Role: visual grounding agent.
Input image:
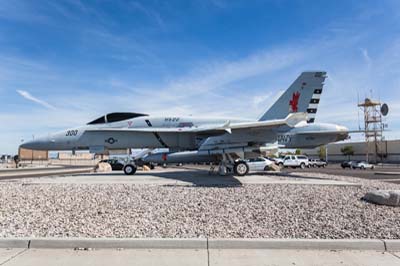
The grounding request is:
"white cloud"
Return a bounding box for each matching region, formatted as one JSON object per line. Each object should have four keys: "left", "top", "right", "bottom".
{"left": 253, "top": 93, "right": 273, "bottom": 107}
{"left": 361, "top": 48, "right": 372, "bottom": 68}
{"left": 138, "top": 46, "right": 304, "bottom": 105}
{"left": 1, "top": 20, "right": 400, "bottom": 154}
{"left": 16, "top": 90, "right": 56, "bottom": 110}
{"left": 129, "top": 1, "right": 165, "bottom": 29}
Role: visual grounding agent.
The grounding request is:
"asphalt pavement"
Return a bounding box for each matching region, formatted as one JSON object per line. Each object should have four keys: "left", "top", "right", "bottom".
{"left": 284, "top": 164, "right": 400, "bottom": 183}
{"left": 0, "top": 165, "right": 93, "bottom": 180}
{"left": 4, "top": 166, "right": 359, "bottom": 187}
{"left": 1, "top": 163, "right": 399, "bottom": 184}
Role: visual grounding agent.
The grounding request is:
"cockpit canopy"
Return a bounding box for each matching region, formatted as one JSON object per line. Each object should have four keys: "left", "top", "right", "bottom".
{"left": 87, "top": 112, "right": 148, "bottom": 125}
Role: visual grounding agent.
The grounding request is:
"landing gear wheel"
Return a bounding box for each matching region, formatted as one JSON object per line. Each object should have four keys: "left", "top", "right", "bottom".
{"left": 234, "top": 161, "right": 249, "bottom": 176}
{"left": 123, "top": 164, "right": 137, "bottom": 175}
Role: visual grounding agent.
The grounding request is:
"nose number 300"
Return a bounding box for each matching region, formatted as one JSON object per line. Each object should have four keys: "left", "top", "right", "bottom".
{"left": 66, "top": 130, "right": 78, "bottom": 136}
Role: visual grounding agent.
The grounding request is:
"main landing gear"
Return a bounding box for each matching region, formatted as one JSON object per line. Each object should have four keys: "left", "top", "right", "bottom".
{"left": 233, "top": 161, "right": 249, "bottom": 176}
{"left": 215, "top": 153, "right": 249, "bottom": 176}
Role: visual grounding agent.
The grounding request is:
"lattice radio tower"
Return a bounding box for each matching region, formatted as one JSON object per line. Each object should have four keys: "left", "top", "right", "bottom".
{"left": 358, "top": 98, "right": 389, "bottom": 163}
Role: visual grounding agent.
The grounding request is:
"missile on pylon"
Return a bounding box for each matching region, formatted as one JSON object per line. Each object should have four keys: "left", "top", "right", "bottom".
{"left": 142, "top": 150, "right": 218, "bottom": 164}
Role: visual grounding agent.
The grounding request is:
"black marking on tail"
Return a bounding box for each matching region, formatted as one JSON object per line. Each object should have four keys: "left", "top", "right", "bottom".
{"left": 314, "top": 89, "right": 322, "bottom": 94}
{"left": 310, "top": 98, "right": 320, "bottom": 104}
{"left": 145, "top": 119, "right": 169, "bottom": 148}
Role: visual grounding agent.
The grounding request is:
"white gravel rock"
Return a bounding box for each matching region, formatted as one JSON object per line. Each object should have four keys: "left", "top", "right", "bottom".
{"left": 0, "top": 172, "right": 400, "bottom": 239}
{"left": 363, "top": 190, "right": 400, "bottom": 206}
{"left": 94, "top": 162, "right": 112, "bottom": 173}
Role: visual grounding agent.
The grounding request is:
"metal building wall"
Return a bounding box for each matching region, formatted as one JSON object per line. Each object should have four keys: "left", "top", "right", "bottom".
{"left": 303, "top": 139, "right": 400, "bottom": 163}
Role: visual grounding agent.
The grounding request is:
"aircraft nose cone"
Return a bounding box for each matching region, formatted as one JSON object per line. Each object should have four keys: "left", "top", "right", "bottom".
{"left": 20, "top": 140, "right": 42, "bottom": 150}
{"left": 20, "top": 136, "right": 52, "bottom": 150}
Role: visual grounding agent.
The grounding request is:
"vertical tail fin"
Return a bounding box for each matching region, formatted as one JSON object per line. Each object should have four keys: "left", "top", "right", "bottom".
{"left": 258, "top": 71, "right": 327, "bottom": 123}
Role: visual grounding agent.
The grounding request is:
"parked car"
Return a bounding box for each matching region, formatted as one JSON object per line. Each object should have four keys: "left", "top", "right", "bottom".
{"left": 246, "top": 157, "right": 274, "bottom": 172}
{"left": 351, "top": 161, "right": 375, "bottom": 170}
{"left": 341, "top": 161, "right": 355, "bottom": 169}
{"left": 264, "top": 156, "right": 276, "bottom": 162}
{"left": 283, "top": 155, "right": 310, "bottom": 169}
{"left": 309, "top": 159, "right": 327, "bottom": 168}
{"left": 100, "top": 159, "right": 124, "bottom": 171}
{"left": 273, "top": 156, "right": 286, "bottom": 167}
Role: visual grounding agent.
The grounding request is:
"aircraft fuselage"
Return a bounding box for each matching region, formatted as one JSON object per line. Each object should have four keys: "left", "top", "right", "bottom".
{"left": 20, "top": 115, "right": 348, "bottom": 152}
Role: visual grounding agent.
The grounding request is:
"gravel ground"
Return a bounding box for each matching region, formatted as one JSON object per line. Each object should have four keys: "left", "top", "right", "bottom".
{"left": 0, "top": 173, "right": 400, "bottom": 239}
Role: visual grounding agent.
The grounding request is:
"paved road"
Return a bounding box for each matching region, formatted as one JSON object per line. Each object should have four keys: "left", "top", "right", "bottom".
{"left": 0, "top": 164, "right": 94, "bottom": 173}
{"left": 1, "top": 248, "right": 399, "bottom": 266}
{"left": 284, "top": 164, "right": 400, "bottom": 183}
{"left": 0, "top": 166, "right": 93, "bottom": 180}
{"left": 1, "top": 163, "right": 399, "bottom": 185}
{"left": 4, "top": 166, "right": 359, "bottom": 187}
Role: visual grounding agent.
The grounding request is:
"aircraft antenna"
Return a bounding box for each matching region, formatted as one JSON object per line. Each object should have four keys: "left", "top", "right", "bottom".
{"left": 357, "top": 91, "right": 361, "bottom": 131}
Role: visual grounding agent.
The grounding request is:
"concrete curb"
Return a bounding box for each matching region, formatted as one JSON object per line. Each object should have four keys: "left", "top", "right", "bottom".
{"left": 208, "top": 239, "right": 385, "bottom": 250}
{"left": 384, "top": 240, "right": 400, "bottom": 251}
{"left": 375, "top": 172, "right": 400, "bottom": 176}
{"left": 0, "top": 238, "right": 395, "bottom": 250}
{"left": 0, "top": 239, "right": 29, "bottom": 248}
{"left": 29, "top": 238, "right": 207, "bottom": 249}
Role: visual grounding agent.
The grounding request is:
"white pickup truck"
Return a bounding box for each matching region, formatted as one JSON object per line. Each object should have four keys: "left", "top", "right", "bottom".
{"left": 282, "top": 155, "right": 310, "bottom": 169}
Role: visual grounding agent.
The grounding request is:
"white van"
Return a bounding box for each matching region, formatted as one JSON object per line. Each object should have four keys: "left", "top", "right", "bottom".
{"left": 283, "top": 155, "right": 309, "bottom": 169}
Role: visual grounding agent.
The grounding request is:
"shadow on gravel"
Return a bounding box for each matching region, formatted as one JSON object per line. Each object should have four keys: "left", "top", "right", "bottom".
{"left": 261, "top": 171, "right": 328, "bottom": 180}
{"left": 136, "top": 170, "right": 243, "bottom": 187}
{"left": 78, "top": 169, "right": 243, "bottom": 187}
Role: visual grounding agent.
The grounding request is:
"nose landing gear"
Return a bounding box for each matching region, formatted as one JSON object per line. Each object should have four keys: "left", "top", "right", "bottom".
{"left": 123, "top": 164, "right": 137, "bottom": 175}
{"left": 213, "top": 153, "right": 249, "bottom": 176}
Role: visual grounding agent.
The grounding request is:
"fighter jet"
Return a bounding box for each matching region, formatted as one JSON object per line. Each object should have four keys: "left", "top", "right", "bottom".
{"left": 20, "top": 71, "right": 348, "bottom": 176}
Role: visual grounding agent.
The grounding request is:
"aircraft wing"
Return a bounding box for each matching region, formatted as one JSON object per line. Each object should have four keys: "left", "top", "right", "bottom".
{"left": 85, "top": 113, "right": 307, "bottom": 136}
{"left": 295, "top": 131, "right": 348, "bottom": 135}
{"left": 229, "top": 112, "right": 306, "bottom": 131}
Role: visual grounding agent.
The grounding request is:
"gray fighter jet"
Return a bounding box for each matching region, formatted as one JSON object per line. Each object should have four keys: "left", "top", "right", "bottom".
{"left": 20, "top": 71, "right": 348, "bottom": 176}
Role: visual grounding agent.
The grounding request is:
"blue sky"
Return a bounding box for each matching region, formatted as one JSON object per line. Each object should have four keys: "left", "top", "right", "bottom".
{"left": 1, "top": 0, "right": 400, "bottom": 154}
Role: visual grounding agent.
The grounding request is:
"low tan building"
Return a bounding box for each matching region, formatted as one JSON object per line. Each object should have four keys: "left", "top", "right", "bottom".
{"left": 18, "top": 148, "right": 48, "bottom": 161}
{"left": 58, "top": 152, "right": 95, "bottom": 160}
{"left": 304, "top": 139, "right": 400, "bottom": 163}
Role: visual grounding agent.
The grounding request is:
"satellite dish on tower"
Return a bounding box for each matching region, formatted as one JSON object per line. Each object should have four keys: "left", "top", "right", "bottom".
{"left": 381, "top": 103, "right": 389, "bottom": 116}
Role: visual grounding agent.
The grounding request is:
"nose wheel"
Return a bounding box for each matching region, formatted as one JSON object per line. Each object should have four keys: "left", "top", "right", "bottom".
{"left": 123, "top": 164, "right": 137, "bottom": 175}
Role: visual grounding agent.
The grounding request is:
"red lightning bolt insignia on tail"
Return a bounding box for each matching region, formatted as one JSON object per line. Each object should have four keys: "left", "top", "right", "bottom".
{"left": 289, "top": 91, "right": 300, "bottom": 112}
